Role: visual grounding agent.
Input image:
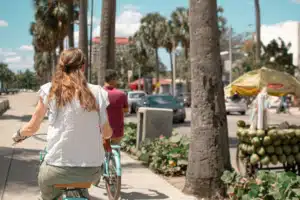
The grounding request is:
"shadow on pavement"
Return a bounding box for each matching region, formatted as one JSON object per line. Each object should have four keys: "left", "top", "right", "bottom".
{"left": 173, "top": 120, "right": 191, "bottom": 128}
{"left": 0, "top": 114, "right": 48, "bottom": 122}
{"left": 120, "top": 189, "right": 169, "bottom": 199}
{"left": 89, "top": 196, "right": 106, "bottom": 200}
{"left": 0, "top": 114, "right": 32, "bottom": 121}
{"left": 0, "top": 147, "right": 41, "bottom": 192}
{"left": 122, "top": 162, "right": 145, "bottom": 169}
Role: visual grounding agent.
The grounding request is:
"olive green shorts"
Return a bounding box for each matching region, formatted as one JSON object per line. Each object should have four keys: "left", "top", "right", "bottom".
{"left": 38, "top": 161, "right": 100, "bottom": 200}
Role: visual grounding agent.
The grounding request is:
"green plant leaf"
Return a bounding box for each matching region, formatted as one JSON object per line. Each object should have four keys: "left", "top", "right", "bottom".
{"left": 169, "top": 134, "right": 182, "bottom": 143}
{"left": 292, "top": 188, "right": 300, "bottom": 196}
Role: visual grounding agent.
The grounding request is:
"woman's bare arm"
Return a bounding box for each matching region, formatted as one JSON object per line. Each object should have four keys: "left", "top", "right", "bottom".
{"left": 101, "top": 113, "right": 113, "bottom": 139}
{"left": 20, "top": 97, "right": 47, "bottom": 136}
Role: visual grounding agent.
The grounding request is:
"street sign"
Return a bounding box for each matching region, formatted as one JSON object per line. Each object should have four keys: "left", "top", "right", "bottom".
{"left": 128, "top": 70, "right": 133, "bottom": 78}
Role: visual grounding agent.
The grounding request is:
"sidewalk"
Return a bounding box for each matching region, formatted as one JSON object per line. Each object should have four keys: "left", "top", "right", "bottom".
{"left": 268, "top": 107, "right": 300, "bottom": 115}
{"left": 0, "top": 92, "right": 196, "bottom": 200}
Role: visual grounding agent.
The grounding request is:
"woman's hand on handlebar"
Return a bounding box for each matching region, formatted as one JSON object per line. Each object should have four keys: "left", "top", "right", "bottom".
{"left": 12, "top": 129, "right": 28, "bottom": 143}
{"left": 103, "top": 138, "right": 112, "bottom": 152}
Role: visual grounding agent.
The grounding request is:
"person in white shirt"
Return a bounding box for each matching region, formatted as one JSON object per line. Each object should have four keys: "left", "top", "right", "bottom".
{"left": 12, "top": 48, "right": 112, "bottom": 200}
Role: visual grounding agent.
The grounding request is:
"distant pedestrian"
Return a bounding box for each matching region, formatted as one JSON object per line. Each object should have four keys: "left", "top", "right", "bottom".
{"left": 104, "top": 69, "right": 129, "bottom": 145}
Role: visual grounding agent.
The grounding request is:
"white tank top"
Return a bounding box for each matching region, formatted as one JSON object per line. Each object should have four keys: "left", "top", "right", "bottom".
{"left": 39, "top": 82, "right": 109, "bottom": 167}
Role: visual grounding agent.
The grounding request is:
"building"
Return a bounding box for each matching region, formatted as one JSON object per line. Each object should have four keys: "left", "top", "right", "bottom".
{"left": 91, "top": 37, "right": 130, "bottom": 80}
{"left": 260, "top": 21, "right": 300, "bottom": 67}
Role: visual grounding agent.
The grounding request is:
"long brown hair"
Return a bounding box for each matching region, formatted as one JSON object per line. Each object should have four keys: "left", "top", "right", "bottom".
{"left": 48, "top": 48, "right": 97, "bottom": 111}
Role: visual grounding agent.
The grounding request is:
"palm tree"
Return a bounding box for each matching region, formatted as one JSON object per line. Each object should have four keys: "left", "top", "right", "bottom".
{"left": 128, "top": 33, "right": 151, "bottom": 89}
{"left": 255, "top": 0, "right": 261, "bottom": 65}
{"left": 171, "top": 6, "right": 227, "bottom": 59}
{"left": 34, "top": 51, "right": 52, "bottom": 83}
{"left": 182, "top": 0, "right": 230, "bottom": 198}
{"left": 138, "top": 13, "right": 167, "bottom": 87}
{"left": 162, "top": 20, "right": 181, "bottom": 95}
{"left": 78, "top": 0, "right": 88, "bottom": 78}
{"left": 171, "top": 8, "right": 189, "bottom": 59}
{"left": 67, "top": 1, "right": 74, "bottom": 47}
{"left": 98, "top": 0, "right": 116, "bottom": 85}
{"left": 31, "top": 0, "right": 69, "bottom": 75}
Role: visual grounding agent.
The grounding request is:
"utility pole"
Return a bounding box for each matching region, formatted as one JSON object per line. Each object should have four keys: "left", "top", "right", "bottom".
{"left": 172, "top": 50, "right": 177, "bottom": 96}
{"left": 229, "top": 26, "right": 233, "bottom": 83}
{"left": 88, "top": 0, "right": 94, "bottom": 82}
{"left": 138, "top": 65, "right": 141, "bottom": 90}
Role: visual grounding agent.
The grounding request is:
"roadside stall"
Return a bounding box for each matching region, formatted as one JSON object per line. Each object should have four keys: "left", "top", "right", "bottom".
{"left": 225, "top": 67, "right": 300, "bottom": 176}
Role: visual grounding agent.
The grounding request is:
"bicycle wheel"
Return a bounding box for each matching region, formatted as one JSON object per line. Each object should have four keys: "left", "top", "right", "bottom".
{"left": 105, "top": 155, "right": 121, "bottom": 200}
{"left": 92, "top": 165, "right": 103, "bottom": 186}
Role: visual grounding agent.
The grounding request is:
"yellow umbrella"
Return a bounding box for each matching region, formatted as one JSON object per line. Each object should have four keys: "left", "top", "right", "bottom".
{"left": 225, "top": 67, "right": 300, "bottom": 97}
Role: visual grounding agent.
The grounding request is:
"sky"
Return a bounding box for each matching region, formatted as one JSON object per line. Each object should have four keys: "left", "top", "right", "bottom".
{"left": 0, "top": 0, "right": 300, "bottom": 72}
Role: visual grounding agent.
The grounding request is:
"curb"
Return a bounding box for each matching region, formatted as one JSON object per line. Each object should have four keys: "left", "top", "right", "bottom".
{"left": 0, "top": 99, "right": 10, "bottom": 115}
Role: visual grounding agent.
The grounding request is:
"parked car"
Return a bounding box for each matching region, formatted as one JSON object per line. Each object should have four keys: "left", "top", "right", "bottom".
{"left": 268, "top": 96, "right": 280, "bottom": 108}
{"left": 225, "top": 94, "right": 247, "bottom": 115}
{"left": 176, "top": 93, "right": 191, "bottom": 107}
{"left": 127, "top": 91, "right": 146, "bottom": 113}
{"left": 136, "top": 94, "right": 186, "bottom": 123}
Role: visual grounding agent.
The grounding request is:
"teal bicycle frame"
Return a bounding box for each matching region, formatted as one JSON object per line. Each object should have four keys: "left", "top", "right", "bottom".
{"left": 103, "top": 145, "right": 122, "bottom": 177}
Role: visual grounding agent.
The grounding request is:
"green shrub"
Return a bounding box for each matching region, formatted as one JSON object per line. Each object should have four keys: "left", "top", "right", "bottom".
{"left": 121, "top": 123, "right": 190, "bottom": 176}
{"left": 138, "top": 134, "right": 189, "bottom": 176}
{"left": 120, "top": 122, "right": 137, "bottom": 152}
{"left": 221, "top": 170, "right": 300, "bottom": 200}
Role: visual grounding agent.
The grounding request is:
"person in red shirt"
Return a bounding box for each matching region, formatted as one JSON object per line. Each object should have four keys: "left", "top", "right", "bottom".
{"left": 104, "top": 69, "right": 128, "bottom": 144}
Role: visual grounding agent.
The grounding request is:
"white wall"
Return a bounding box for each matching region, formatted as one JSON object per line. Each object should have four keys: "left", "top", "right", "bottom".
{"left": 261, "top": 21, "right": 300, "bottom": 67}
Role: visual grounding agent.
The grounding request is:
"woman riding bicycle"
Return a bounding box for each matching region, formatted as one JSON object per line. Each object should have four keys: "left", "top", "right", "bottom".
{"left": 12, "top": 48, "right": 112, "bottom": 200}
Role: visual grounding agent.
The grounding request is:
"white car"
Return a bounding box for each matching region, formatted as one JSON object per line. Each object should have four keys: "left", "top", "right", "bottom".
{"left": 268, "top": 96, "right": 281, "bottom": 108}
{"left": 127, "top": 91, "right": 147, "bottom": 113}
{"left": 225, "top": 95, "right": 247, "bottom": 115}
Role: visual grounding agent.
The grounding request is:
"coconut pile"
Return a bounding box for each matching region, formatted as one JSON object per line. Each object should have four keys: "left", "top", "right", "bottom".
{"left": 237, "top": 120, "right": 300, "bottom": 166}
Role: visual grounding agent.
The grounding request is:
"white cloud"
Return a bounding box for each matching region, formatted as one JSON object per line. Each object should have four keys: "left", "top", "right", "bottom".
{"left": 2, "top": 55, "right": 34, "bottom": 72}
{"left": 291, "top": 0, "right": 300, "bottom": 4}
{"left": 92, "top": 5, "right": 143, "bottom": 38}
{"left": 260, "top": 21, "right": 300, "bottom": 66}
{"left": 0, "top": 48, "right": 17, "bottom": 56}
{"left": 4, "top": 56, "right": 21, "bottom": 63}
{"left": 0, "top": 20, "right": 8, "bottom": 27}
{"left": 19, "top": 45, "right": 33, "bottom": 51}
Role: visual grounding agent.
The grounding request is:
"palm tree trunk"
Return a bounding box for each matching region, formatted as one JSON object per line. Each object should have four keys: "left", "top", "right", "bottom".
{"left": 59, "top": 40, "right": 64, "bottom": 54}
{"left": 67, "top": 1, "right": 74, "bottom": 48}
{"left": 255, "top": 0, "right": 261, "bottom": 65}
{"left": 98, "top": 0, "right": 116, "bottom": 85}
{"left": 79, "top": 0, "right": 89, "bottom": 79}
{"left": 183, "top": 0, "right": 229, "bottom": 198}
{"left": 108, "top": 0, "right": 116, "bottom": 70}
{"left": 169, "top": 52, "right": 174, "bottom": 95}
{"left": 155, "top": 48, "right": 160, "bottom": 88}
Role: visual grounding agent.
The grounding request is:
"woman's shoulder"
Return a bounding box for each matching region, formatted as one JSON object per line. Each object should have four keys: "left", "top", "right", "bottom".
{"left": 40, "top": 82, "right": 52, "bottom": 93}
{"left": 87, "top": 83, "right": 109, "bottom": 107}
{"left": 88, "top": 84, "right": 107, "bottom": 95}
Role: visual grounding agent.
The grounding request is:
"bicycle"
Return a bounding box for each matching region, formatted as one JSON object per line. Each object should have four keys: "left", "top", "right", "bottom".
{"left": 12, "top": 134, "right": 121, "bottom": 200}
{"left": 93, "top": 144, "right": 122, "bottom": 200}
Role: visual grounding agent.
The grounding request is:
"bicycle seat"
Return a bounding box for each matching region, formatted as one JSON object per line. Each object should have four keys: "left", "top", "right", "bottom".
{"left": 111, "top": 145, "right": 121, "bottom": 149}
{"left": 54, "top": 182, "right": 92, "bottom": 189}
